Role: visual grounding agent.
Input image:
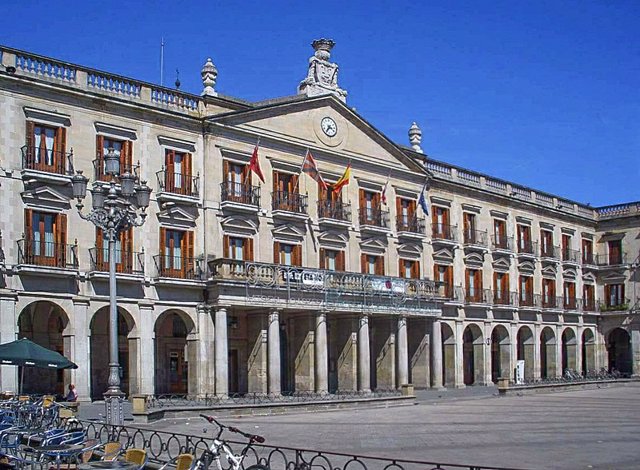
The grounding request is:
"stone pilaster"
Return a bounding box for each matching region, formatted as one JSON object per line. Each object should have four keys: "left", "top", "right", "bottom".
{"left": 0, "top": 295, "right": 17, "bottom": 392}
{"left": 267, "top": 310, "right": 281, "bottom": 395}
{"left": 454, "top": 321, "right": 465, "bottom": 388}
{"left": 196, "top": 306, "right": 215, "bottom": 397}
{"left": 431, "top": 318, "right": 443, "bottom": 389}
{"left": 215, "top": 308, "right": 228, "bottom": 397}
{"left": 357, "top": 314, "right": 371, "bottom": 392}
{"left": 315, "top": 312, "right": 328, "bottom": 393}
{"left": 397, "top": 316, "right": 408, "bottom": 387}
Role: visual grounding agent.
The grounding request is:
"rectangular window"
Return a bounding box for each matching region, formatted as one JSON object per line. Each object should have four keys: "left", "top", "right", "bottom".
{"left": 359, "top": 190, "right": 381, "bottom": 225}
{"left": 361, "top": 254, "right": 384, "bottom": 275}
{"left": 583, "top": 284, "right": 595, "bottom": 311}
{"left": 396, "top": 198, "right": 416, "bottom": 230}
{"left": 608, "top": 240, "right": 622, "bottom": 265}
{"left": 563, "top": 281, "right": 576, "bottom": 309}
{"left": 493, "top": 219, "right": 507, "bottom": 248}
{"left": 517, "top": 225, "right": 532, "bottom": 253}
{"left": 24, "top": 209, "right": 67, "bottom": 267}
{"left": 319, "top": 248, "right": 345, "bottom": 271}
{"left": 399, "top": 259, "right": 419, "bottom": 279}
{"left": 582, "top": 239, "right": 594, "bottom": 264}
{"left": 465, "top": 268, "right": 483, "bottom": 302}
{"left": 95, "top": 135, "right": 133, "bottom": 181}
{"left": 463, "top": 213, "right": 477, "bottom": 244}
{"left": 222, "top": 160, "right": 250, "bottom": 201}
{"left": 561, "top": 234, "right": 572, "bottom": 260}
{"left": 159, "top": 228, "right": 194, "bottom": 277}
{"left": 274, "top": 242, "right": 301, "bottom": 267}
{"left": 434, "top": 264, "right": 453, "bottom": 298}
{"left": 519, "top": 275, "right": 533, "bottom": 306}
{"left": 223, "top": 235, "right": 253, "bottom": 262}
{"left": 493, "top": 272, "right": 510, "bottom": 304}
{"left": 540, "top": 230, "right": 554, "bottom": 257}
{"left": 542, "top": 278, "right": 556, "bottom": 307}
{"left": 165, "top": 149, "right": 193, "bottom": 195}
{"left": 25, "top": 122, "right": 67, "bottom": 173}
{"left": 432, "top": 206, "right": 450, "bottom": 238}
{"left": 604, "top": 284, "right": 625, "bottom": 307}
{"left": 273, "top": 171, "right": 302, "bottom": 212}
{"left": 96, "top": 228, "right": 133, "bottom": 272}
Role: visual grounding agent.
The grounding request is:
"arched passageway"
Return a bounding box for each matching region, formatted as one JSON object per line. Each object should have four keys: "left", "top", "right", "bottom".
{"left": 17, "top": 302, "right": 69, "bottom": 395}
{"left": 607, "top": 328, "right": 632, "bottom": 375}
{"left": 561, "top": 328, "right": 577, "bottom": 374}
{"left": 582, "top": 329, "right": 596, "bottom": 375}
{"left": 462, "top": 324, "right": 484, "bottom": 385}
{"left": 491, "top": 325, "right": 511, "bottom": 383}
{"left": 441, "top": 324, "right": 455, "bottom": 387}
{"left": 516, "top": 326, "right": 535, "bottom": 380}
{"left": 90, "top": 307, "right": 136, "bottom": 399}
{"left": 540, "top": 327, "right": 557, "bottom": 379}
{"left": 154, "top": 311, "right": 195, "bottom": 395}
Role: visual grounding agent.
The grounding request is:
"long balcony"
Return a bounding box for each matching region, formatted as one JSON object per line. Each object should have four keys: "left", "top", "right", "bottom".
{"left": 396, "top": 215, "right": 424, "bottom": 236}
{"left": 464, "top": 288, "right": 490, "bottom": 304}
{"left": 598, "top": 299, "right": 631, "bottom": 313}
{"left": 153, "top": 255, "right": 205, "bottom": 281}
{"left": 432, "top": 224, "right": 457, "bottom": 243}
{"left": 93, "top": 159, "right": 139, "bottom": 182}
{"left": 220, "top": 182, "right": 261, "bottom": 210}
{"left": 463, "top": 229, "right": 487, "bottom": 247}
{"left": 208, "top": 258, "right": 445, "bottom": 314}
{"left": 596, "top": 253, "right": 627, "bottom": 267}
{"left": 21, "top": 146, "right": 74, "bottom": 176}
{"left": 540, "top": 245, "right": 559, "bottom": 260}
{"left": 318, "top": 200, "right": 351, "bottom": 224}
{"left": 492, "top": 290, "right": 518, "bottom": 307}
{"left": 17, "top": 239, "right": 78, "bottom": 271}
{"left": 358, "top": 207, "right": 389, "bottom": 231}
{"left": 561, "top": 248, "right": 580, "bottom": 264}
{"left": 156, "top": 170, "right": 200, "bottom": 198}
{"left": 491, "top": 235, "right": 514, "bottom": 252}
{"left": 272, "top": 191, "right": 308, "bottom": 216}
{"left": 538, "top": 294, "right": 561, "bottom": 310}
{"left": 88, "top": 247, "right": 144, "bottom": 276}
{"left": 517, "top": 240, "right": 537, "bottom": 257}
{"left": 582, "top": 252, "right": 596, "bottom": 266}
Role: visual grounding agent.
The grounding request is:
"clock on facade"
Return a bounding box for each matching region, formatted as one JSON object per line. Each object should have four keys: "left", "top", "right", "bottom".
{"left": 320, "top": 116, "right": 338, "bottom": 137}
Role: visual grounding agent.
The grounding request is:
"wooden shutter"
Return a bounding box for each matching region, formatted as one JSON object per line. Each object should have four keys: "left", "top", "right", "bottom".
{"left": 272, "top": 171, "right": 279, "bottom": 193}
{"left": 223, "top": 235, "right": 230, "bottom": 258}
{"left": 337, "top": 250, "right": 345, "bottom": 271}
{"left": 396, "top": 198, "right": 402, "bottom": 223}
{"left": 604, "top": 285, "right": 611, "bottom": 305}
{"left": 246, "top": 238, "right": 254, "bottom": 261}
{"left": 56, "top": 213, "right": 67, "bottom": 266}
{"left": 359, "top": 189, "right": 365, "bottom": 212}
{"left": 442, "top": 208, "right": 449, "bottom": 227}
{"left": 273, "top": 241, "right": 280, "bottom": 264}
{"left": 184, "top": 231, "right": 194, "bottom": 276}
{"left": 159, "top": 228, "right": 167, "bottom": 273}
{"left": 465, "top": 269, "right": 470, "bottom": 298}
{"left": 319, "top": 248, "right": 326, "bottom": 269}
{"left": 375, "top": 255, "right": 384, "bottom": 275}
{"left": 504, "top": 273, "right": 510, "bottom": 294}
{"left": 293, "top": 245, "right": 302, "bottom": 266}
{"left": 290, "top": 173, "right": 299, "bottom": 194}
{"left": 412, "top": 260, "right": 420, "bottom": 279}
{"left": 360, "top": 254, "right": 367, "bottom": 273}
{"left": 165, "top": 149, "right": 175, "bottom": 190}
{"left": 24, "top": 209, "right": 33, "bottom": 240}
{"left": 185, "top": 153, "right": 193, "bottom": 193}
{"left": 223, "top": 160, "right": 229, "bottom": 183}
{"left": 398, "top": 259, "right": 405, "bottom": 278}
{"left": 25, "top": 121, "right": 34, "bottom": 149}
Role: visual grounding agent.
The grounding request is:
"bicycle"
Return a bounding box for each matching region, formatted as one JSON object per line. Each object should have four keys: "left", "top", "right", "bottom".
{"left": 193, "top": 414, "right": 268, "bottom": 470}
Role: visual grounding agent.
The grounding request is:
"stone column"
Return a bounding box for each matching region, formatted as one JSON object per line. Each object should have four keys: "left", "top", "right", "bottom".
{"left": 483, "top": 322, "right": 493, "bottom": 385}
{"left": 397, "top": 316, "right": 408, "bottom": 387}
{"left": 576, "top": 325, "right": 584, "bottom": 375}
{"left": 510, "top": 323, "right": 519, "bottom": 382}
{"left": 533, "top": 323, "right": 542, "bottom": 380}
{"left": 196, "top": 307, "right": 215, "bottom": 396}
{"left": 215, "top": 308, "right": 228, "bottom": 397}
{"left": 315, "top": 312, "right": 329, "bottom": 393}
{"left": 431, "top": 318, "right": 443, "bottom": 389}
{"left": 0, "top": 296, "right": 18, "bottom": 392}
{"left": 454, "top": 321, "right": 465, "bottom": 388}
{"left": 268, "top": 310, "right": 281, "bottom": 395}
{"left": 632, "top": 329, "right": 640, "bottom": 377}
{"left": 71, "top": 299, "right": 91, "bottom": 401}
{"left": 357, "top": 314, "right": 371, "bottom": 392}
{"left": 137, "top": 305, "right": 155, "bottom": 395}
{"left": 556, "top": 324, "right": 563, "bottom": 378}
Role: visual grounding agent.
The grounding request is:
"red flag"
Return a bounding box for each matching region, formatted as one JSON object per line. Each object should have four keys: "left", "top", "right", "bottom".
{"left": 301, "top": 150, "right": 328, "bottom": 190}
{"left": 247, "top": 144, "right": 265, "bottom": 183}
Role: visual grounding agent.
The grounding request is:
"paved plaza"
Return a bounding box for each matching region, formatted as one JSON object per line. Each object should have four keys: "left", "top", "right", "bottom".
{"left": 157, "top": 383, "right": 640, "bottom": 470}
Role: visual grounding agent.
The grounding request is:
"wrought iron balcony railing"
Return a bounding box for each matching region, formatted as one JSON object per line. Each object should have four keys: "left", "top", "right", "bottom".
{"left": 538, "top": 294, "right": 560, "bottom": 309}
{"left": 583, "top": 298, "right": 597, "bottom": 312}
{"left": 93, "top": 159, "right": 139, "bottom": 182}
{"left": 21, "top": 146, "right": 74, "bottom": 175}
{"left": 153, "top": 255, "right": 205, "bottom": 280}
{"left": 220, "top": 181, "right": 261, "bottom": 207}
{"left": 358, "top": 207, "right": 389, "bottom": 228}
{"left": 582, "top": 252, "right": 596, "bottom": 265}
{"left": 518, "top": 291, "right": 535, "bottom": 307}
{"left": 598, "top": 299, "right": 631, "bottom": 312}
{"left": 464, "top": 288, "right": 491, "bottom": 304}
{"left": 156, "top": 170, "right": 200, "bottom": 197}
{"left": 17, "top": 239, "right": 78, "bottom": 269}
{"left": 396, "top": 215, "right": 425, "bottom": 234}
{"left": 563, "top": 297, "right": 580, "bottom": 311}
{"left": 463, "top": 229, "right": 487, "bottom": 246}
{"left": 318, "top": 200, "right": 351, "bottom": 222}
{"left": 561, "top": 248, "right": 581, "bottom": 264}
{"left": 272, "top": 191, "right": 308, "bottom": 214}
{"left": 89, "top": 247, "right": 144, "bottom": 275}
{"left": 432, "top": 224, "right": 457, "bottom": 242}
{"left": 517, "top": 240, "right": 537, "bottom": 256}
{"left": 491, "top": 235, "right": 514, "bottom": 251}
{"left": 492, "top": 290, "right": 518, "bottom": 306}
{"left": 540, "top": 245, "right": 560, "bottom": 259}
{"left": 596, "top": 253, "right": 627, "bottom": 266}
{"left": 208, "top": 258, "right": 445, "bottom": 301}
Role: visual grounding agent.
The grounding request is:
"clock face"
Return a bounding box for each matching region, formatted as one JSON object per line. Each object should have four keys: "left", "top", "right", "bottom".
{"left": 321, "top": 117, "right": 338, "bottom": 137}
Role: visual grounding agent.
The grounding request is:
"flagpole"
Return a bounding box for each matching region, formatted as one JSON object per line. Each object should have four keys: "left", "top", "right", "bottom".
{"left": 295, "top": 148, "right": 309, "bottom": 193}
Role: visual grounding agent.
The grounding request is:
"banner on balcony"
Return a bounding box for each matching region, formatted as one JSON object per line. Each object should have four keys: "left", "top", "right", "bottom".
{"left": 283, "top": 268, "right": 325, "bottom": 287}
{"left": 371, "top": 278, "right": 406, "bottom": 294}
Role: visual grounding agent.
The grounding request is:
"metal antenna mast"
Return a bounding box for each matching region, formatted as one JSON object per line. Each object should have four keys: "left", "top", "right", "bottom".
{"left": 160, "top": 37, "right": 165, "bottom": 86}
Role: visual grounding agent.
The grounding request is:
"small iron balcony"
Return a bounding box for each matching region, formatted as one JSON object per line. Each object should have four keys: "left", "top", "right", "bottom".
{"left": 21, "top": 146, "right": 74, "bottom": 175}
{"left": 358, "top": 207, "right": 389, "bottom": 229}
{"left": 17, "top": 239, "right": 78, "bottom": 269}
{"left": 272, "top": 191, "right": 308, "bottom": 214}
{"left": 318, "top": 200, "right": 351, "bottom": 222}
{"left": 154, "top": 255, "right": 205, "bottom": 280}
{"left": 89, "top": 247, "right": 144, "bottom": 275}
{"left": 396, "top": 215, "right": 425, "bottom": 234}
{"left": 220, "top": 181, "right": 261, "bottom": 207}
{"left": 157, "top": 170, "right": 200, "bottom": 198}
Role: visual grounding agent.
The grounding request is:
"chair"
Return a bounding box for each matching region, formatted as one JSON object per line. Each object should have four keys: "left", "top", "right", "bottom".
{"left": 159, "top": 453, "right": 194, "bottom": 470}
{"left": 55, "top": 439, "right": 100, "bottom": 469}
{"left": 124, "top": 448, "right": 148, "bottom": 470}
{"left": 101, "top": 441, "right": 122, "bottom": 461}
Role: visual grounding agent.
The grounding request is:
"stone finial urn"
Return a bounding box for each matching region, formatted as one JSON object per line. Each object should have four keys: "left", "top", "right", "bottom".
{"left": 201, "top": 58, "right": 218, "bottom": 97}
{"left": 409, "top": 122, "right": 423, "bottom": 153}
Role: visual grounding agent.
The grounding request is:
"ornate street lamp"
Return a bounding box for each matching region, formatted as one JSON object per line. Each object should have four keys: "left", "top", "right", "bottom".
{"left": 71, "top": 148, "right": 151, "bottom": 425}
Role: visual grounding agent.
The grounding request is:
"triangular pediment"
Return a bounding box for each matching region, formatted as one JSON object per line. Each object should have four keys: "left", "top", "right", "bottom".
{"left": 563, "top": 267, "right": 578, "bottom": 279}
{"left": 542, "top": 265, "right": 557, "bottom": 278}
{"left": 601, "top": 271, "right": 627, "bottom": 283}
{"left": 518, "top": 260, "right": 536, "bottom": 274}
{"left": 464, "top": 252, "right": 484, "bottom": 267}
{"left": 220, "top": 215, "right": 258, "bottom": 235}
{"left": 360, "top": 237, "right": 388, "bottom": 254}
{"left": 22, "top": 185, "right": 71, "bottom": 210}
{"left": 157, "top": 205, "right": 198, "bottom": 228}
{"left": 433, "top": 247, "right": 454, "bottom": 263}
{"left": 272, "top": 223, "right": 305, "bottom": 242}
{"left": 582, "top": 272, "right": 597, "bottom": 283}
{"left": 210, "top": 96, "right": 427, "bottom": 179}
{"left": 492, "top": 257, "right": 511, "bottom": 272}
{"left": 318, "top": 231, "right": 349, "bottom": 248}
{"left": 397, "top": 242, "right": 422, "bottom": 257}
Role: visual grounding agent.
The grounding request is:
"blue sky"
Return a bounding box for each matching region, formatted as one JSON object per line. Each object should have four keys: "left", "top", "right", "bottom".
{"left": 2, "top": 0, "right": 638, "bottom": 206}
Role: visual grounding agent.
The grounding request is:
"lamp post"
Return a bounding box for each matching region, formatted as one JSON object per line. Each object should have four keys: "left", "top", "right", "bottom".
{"left": 71, "top": 148, "right": 151, "bottom": 425}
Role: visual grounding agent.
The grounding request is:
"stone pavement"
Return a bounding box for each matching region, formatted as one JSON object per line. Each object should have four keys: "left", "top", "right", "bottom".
{"left": 156, "top": 383, "right": 640, "bottom": 470}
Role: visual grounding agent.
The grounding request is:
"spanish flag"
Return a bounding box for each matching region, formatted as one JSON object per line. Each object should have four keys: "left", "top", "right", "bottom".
{"left": 332, "top": 163, "right": 351, "bottom": 194}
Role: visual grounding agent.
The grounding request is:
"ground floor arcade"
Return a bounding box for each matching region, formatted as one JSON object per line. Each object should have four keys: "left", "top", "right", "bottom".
{"left": 0, "top": 295, "right": 638, "bottom": 399}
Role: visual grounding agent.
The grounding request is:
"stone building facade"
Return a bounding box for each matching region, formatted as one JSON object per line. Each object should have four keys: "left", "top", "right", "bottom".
{"left": 0, "top": 40, "right": 638, "bottom": 400}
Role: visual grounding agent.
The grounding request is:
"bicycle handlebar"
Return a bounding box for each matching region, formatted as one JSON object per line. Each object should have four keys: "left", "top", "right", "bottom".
{"left": 199, "top": 414, "right": 265, "bottom": 443}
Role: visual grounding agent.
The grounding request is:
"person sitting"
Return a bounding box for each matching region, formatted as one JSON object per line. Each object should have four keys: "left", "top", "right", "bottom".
{"left": 65, "top": 384, "right": 78, "bottom": 402}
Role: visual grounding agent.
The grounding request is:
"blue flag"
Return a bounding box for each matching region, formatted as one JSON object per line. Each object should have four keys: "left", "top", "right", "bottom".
{"left": 418, "top": 183, "right": 429, "bottom": 214}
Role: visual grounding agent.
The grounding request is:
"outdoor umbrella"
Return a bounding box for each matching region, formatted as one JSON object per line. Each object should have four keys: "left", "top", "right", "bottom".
{"left": 0, "top": 338, "right": 78, "bottom": 394}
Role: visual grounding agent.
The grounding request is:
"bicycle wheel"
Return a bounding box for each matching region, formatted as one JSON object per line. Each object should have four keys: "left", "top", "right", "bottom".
{"left": 245, "top": 465, "right": 269, "bottom": 470}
